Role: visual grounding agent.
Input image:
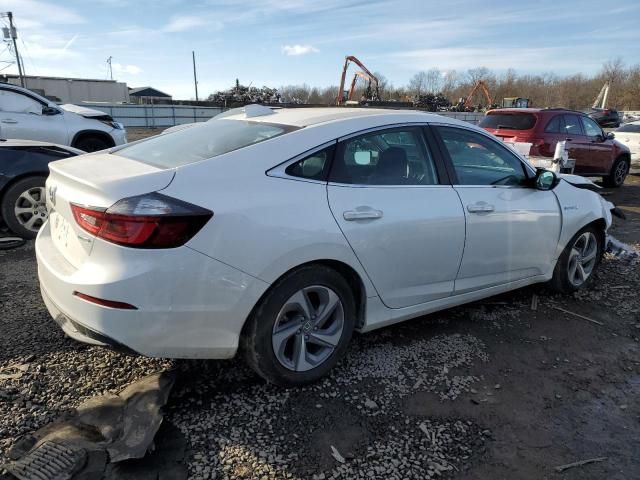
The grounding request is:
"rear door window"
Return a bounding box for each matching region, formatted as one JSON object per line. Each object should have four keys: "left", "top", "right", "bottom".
{"left": 115, "top": 119, "right": 298, "bottom": 168}
{"left": 562, "top": 114, "right": 584, "bottom": 136}
{"left": 330, "top": 127, "right": 439, "bottom": 185}
{"left": 479, "top": 113, "right": 536, "bottom": 130}
{"left": 544, "top": 115, "right": 564, "bottom": 133}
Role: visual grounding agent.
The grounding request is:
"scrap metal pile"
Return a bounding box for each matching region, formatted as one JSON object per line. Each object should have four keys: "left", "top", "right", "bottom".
{"left": 208, "top": 80, "right": 280, "bottom": 106}
{"left": 412, "top": 93, "right": 451, "bottom": 112}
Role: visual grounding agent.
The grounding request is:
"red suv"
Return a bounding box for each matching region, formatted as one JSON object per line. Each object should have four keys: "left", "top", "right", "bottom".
{"left": 479, "top": 108, "right": 631, "bottom": 187}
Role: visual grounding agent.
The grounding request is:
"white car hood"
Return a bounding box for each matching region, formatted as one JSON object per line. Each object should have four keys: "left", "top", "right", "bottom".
{"left": 60, "top": 104, "right": 110, "bottom": 118}
{"left": 558, "top": 173, "right": 601, "bottom": 189}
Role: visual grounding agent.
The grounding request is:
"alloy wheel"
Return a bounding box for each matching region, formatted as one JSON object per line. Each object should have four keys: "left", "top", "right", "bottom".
{"left": 567, "top": 232, "right": 598, "bottom": 287}
{"left": 272, "top": 285, "right": 344, "bottom": 372}
{"left": 614, "top": 161, "right": 629, "bottom": 186}
{"left": 14, "top": 187, "right": 48, "bottom": 233}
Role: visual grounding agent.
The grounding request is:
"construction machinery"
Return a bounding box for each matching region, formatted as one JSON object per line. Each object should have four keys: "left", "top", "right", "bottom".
{"left": 336, "top": 56, "right": 380, "bottom": 105}
{"left": 501, "top": 97, "right": 530, "bottom": 108}
{"left": 453, "top": 80, "right": 494, "bottom": 111}
{"left": 592, "top": 81, "right": 610, "bottom": 109}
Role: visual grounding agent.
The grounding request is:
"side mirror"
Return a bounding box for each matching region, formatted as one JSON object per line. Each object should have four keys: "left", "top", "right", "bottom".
{"left": 42, "top": 106, "right": 60, "bottom": 116}
{"left": 535, "top": 169, "right": 558, "bottom": 191}
{"left": 606, "top": 132, "right": 615, "bottom": 140}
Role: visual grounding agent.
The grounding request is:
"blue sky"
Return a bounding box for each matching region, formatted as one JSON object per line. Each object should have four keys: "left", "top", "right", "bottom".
{"left": 1, "top": 0, "right": 639, "bottom": 99}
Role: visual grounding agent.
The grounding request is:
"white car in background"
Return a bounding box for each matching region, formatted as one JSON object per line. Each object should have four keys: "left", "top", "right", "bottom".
{"left": 36, "top": 106, "right": 615, "bottom": 386}
{"left": 615, "top": 121, "right": 640, "bottom": 161}
{"left": 0, "top": 83, "right": 126, "bottom": 152}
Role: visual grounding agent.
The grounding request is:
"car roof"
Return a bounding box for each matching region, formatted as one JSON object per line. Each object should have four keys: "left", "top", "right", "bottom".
{"left": 487, "top": 107, "right": 586, "bottom": 116}
{"left": 218, "top": 106, "right": 448, "bottom": 128}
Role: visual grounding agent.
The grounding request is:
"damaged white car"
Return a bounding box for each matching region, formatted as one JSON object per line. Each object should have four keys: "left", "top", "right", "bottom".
{"left": 0, "top": 84, "right": 126, "bottom": 152}
{"left": 36, "top": 106, "right": 618, "bottom": 385}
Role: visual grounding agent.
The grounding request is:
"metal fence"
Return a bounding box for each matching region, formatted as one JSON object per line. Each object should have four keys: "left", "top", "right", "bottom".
{"left": 80, "top": 103, "right": 224, "bottom": 128}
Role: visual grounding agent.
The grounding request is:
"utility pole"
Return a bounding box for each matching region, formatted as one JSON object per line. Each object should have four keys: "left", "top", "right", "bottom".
{"left": 5, "top": 12, "right": 25, "bottom": 87}
{"left": 192, "top": 50, "right": 199, "bottom": 102}
{"left": 106, "top": 56, "right": 113, "bottom": 80}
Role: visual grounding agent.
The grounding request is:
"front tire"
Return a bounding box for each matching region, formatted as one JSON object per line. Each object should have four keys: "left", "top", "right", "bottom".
{"left": 549, "top": 225, "right": 603, "bottom": 293}
{"left": 242, "top": 265, "right": 356, "bottom": 386}
{"left": 1, "top": 177, "right": 48, "bottom": 239}
{"left": 603, "top": 157, "right": 629, "bottom": 188}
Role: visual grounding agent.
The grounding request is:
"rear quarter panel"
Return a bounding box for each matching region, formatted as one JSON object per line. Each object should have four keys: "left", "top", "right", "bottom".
{"left": 161, "top": 130, "right": 379, "bottom": 297}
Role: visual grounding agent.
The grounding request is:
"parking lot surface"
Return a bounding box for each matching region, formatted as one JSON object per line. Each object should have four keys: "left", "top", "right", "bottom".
{"left": 1, "top": 176, "right": 639, "bottom": 479}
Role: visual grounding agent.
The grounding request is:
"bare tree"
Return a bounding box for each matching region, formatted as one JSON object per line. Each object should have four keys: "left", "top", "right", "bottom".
{"left": 408, "top": 71, "right": 428, "bottom": 96}
{"left": 425, "top": 68, "right": 442, "bottom": 93}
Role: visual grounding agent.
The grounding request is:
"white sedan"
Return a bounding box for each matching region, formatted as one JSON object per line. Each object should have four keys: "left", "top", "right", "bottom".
{"left": 36, "top": 106, "right": 615, "bottom": 385}
{"left": 614, "top": 121, "right": 640, "bottom": 162}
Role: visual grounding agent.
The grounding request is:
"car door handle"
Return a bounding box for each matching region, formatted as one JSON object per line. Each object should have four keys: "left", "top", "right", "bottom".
{"left": 565, "top": 138, "right": 573, "bottom": 142}
{"left": 1, "top": 119, "right": 17, "bottom": 124}
{"left": 467, "top": 203, "right": 495, "bottom": 213}
{"left": 343, "top": 209, "right": 383, "bottom": 221}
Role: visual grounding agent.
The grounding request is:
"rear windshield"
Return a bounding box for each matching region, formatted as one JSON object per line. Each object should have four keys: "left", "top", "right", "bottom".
{"left": 616, "top": 123, "right": 640, "bottom": 133}
{"left": 115, "top": 119, "right": 297, "bottom": 168}
{"left": 479, "top": 113, "right": 537, "bottom": 130}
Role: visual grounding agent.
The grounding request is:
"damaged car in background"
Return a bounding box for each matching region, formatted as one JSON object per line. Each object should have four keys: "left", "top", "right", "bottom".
{"left": 0, "top": 139, "right": 83, "bottom": 238}
{"left": 36, "top": 106, "right": 618, "bottom": 386}
{"left": 0, "top": 83, "right": 126, "bottom": 152}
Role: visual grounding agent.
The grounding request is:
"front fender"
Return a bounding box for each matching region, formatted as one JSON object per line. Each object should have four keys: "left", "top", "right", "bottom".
{"left": 552, "top": 179, "right": 612, "bottom": 258}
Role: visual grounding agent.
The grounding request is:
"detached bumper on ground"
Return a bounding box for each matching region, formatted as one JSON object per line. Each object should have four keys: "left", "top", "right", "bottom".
{"left": 35, "top": 221, "right": 269, "bottom": 359}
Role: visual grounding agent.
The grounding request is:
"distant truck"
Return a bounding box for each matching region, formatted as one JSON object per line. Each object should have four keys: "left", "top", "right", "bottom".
{"left": 501, "top": 97, "right": 530, "bottom": 108}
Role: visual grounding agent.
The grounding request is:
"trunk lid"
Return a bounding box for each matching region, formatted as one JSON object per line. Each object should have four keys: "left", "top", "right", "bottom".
{"left": 45, "top": 152, "right": 175, "bottom": 268}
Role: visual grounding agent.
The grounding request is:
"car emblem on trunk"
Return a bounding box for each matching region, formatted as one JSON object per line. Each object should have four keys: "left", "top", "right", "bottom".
{"left": 48, "top": 185, "right": 57, "bottom": 206}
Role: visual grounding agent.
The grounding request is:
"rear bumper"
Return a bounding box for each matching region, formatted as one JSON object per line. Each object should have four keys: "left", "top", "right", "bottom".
{"left": 35, "top": 221, "right": 270, "bottom": 359}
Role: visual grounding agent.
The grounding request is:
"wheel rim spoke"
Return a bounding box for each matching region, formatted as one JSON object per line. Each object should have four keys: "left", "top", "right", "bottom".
{"left": 287, "top": 289, "right": 313, "bottom": 319}
{"left": 272, "top": 323, "right": 300, "bottom": 357}
{"left": 293, "top": 334, "right": 311, "bottom": 371}
{"left": 313, "top": 290, "right": 340, "bottom": 328}
{"left": 14, "top": 207, "right": 34, "bottom": 216}
{"left": 307, "top": 329, "right": 341, "bottom": 348}
{"left": 23, "top": 215, "right": 40, "bottom": 231}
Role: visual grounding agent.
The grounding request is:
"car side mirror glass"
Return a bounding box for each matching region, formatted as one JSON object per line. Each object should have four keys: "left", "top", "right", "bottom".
{"left": 606, "top": 132, "right": 615, "bottom": 140}
{"left": 535, "top": 169, "right": 557, "bottom": 191}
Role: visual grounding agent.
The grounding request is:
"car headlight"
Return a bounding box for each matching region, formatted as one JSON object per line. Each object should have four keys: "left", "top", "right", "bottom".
{"left": 100, "top": 120, "right": 124, "bottom": 130}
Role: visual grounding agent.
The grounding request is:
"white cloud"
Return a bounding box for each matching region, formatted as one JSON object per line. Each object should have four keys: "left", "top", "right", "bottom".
{"left": 281, "top": 44, "right": 319, "bottom": 56}
{"left": 3, "top": 0, "right": 85, "bottom": 26}
{"left": 112, "top": 63, "right": 142, "bottom": 75}
{"left": 163, "top": 15, "right": 213, "bottom": 32}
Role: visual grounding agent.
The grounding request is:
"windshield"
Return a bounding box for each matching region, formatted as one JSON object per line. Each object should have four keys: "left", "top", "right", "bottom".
{"left": 479, "top": 113, "right": 537, "bottom": 130}
{"left": 115, "top": 119, "right": 297, "bottom": 168}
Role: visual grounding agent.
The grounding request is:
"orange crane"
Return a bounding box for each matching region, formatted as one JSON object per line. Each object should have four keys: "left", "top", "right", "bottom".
{"left": 460, "top": 80, "right": 493, "bottom": 111}
{"left": 336, "top": 55, "right": 380, "bottom": 105}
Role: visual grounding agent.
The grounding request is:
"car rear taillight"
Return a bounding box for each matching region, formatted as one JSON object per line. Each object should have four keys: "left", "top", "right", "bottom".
{"left": 71, "top": 193, "right": 212, "bottom": 248}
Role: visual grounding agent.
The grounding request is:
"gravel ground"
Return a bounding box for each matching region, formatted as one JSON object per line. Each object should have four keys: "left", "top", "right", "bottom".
{"left": 1, "top": 176, "right": 639, "bottom": 479}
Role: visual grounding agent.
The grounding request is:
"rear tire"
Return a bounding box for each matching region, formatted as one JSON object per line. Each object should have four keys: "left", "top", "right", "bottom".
{"left": 74, "top": 136, "right": 111, "bottom": 152}
{"left": 603, "top": 157, "right": 629, "bottom": 188}
{"left": 242, "top": 265, "right": 356, "bottom": 386}
{"left": 1, "top": 176, "right": 48, "bottom": 239}
{"left": 549, "top": 225, "right": 603, "bottom": 294}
